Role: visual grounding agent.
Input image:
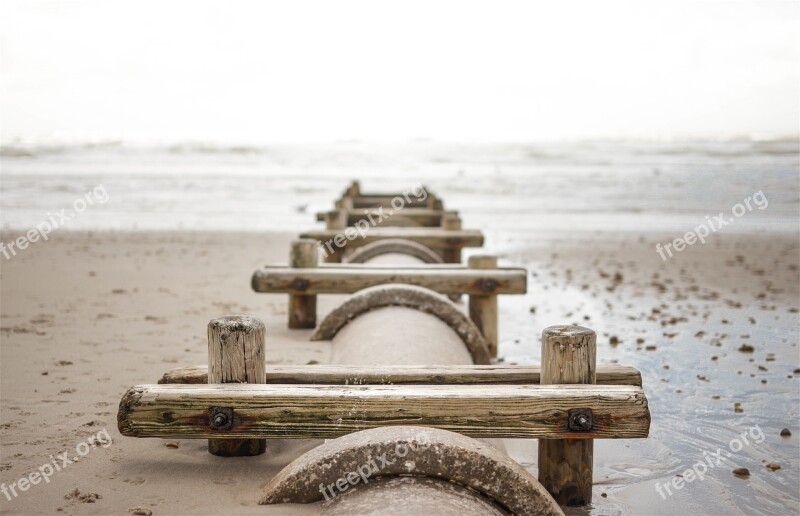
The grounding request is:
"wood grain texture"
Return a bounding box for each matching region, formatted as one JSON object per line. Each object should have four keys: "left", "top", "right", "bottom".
{"left": 158, "top": 364, "right": 643, "bottom": 386}
{"left": 207, "top": 315, "right": 266, "bottom": 456}
{"left": 251, "top": 267, "right": 526, "bottom": 295}
{"left": 317, "top": 209, "right": 458, "bottom": 228}
{"left": 288, "top": 240, "right": 318, "bottom": 329}
{"left": 300, "top": 228, "right": 483, "bottom": 251}
{"left": 538, "top": 325, "right": 597, "bottom": 506}
{"left": 468, "top": 255, "right": 498, "bottom": 356}
{"left": 117, "top": 383, "right": 650, "bottom": 440}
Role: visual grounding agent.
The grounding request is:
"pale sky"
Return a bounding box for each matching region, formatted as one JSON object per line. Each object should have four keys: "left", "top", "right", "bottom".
{"left": 1, "top": 0, "right": 797, "bottom": 143}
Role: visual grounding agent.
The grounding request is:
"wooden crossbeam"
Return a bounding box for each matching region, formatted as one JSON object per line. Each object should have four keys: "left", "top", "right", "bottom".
{"left": 251, "top": 267, "right": 525, "bottom": 295}
{"left": 158, "top": 364, "right": 643, "bottom": 386}
{"left": 300, "top": 228, "right": 483, "bottom": 251}
{"left": 118, "top": 384, "right": 650, "bottom": 440}
{"left": 316, "top": 209, "right": 457, "bottom": 227}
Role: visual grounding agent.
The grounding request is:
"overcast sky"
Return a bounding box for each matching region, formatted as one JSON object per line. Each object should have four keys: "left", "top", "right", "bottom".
{"left": 1, "top": 0, "right": 797, "bottom": 143}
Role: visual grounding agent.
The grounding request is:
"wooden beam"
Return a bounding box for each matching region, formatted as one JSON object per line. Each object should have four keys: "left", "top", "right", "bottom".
{"left": 206, "top": 316, "right": 266, "bottom": 456}
{"left": 539, "top": 325, "right": 596, "bottom": 506}
{"left": 317, "top": 209, "right": 458, "bottom": 227}
{"left": 468, "top": 255, "right": 498, "bottom": 355}
{"left": 300, "top": 228, "right": 483, "bottom": 251}
{"left": 251, "top": 267, "right": 526, "bottom": 295}
{"left": 287, "top": 240, "right": 318, "bottom": 329}
{"left": 118, "top": 383, "right": 650, "bottom": 440}
{"left": 158, "top": 364, "right": 643, "bottom": 386}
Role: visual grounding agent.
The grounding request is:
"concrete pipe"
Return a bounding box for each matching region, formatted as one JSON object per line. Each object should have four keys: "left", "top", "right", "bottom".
{"left": 344, "top": 238, "right": 444, "bottom": 265}
{"left": 310, "top": 284, "right": 491, "bottom": 365}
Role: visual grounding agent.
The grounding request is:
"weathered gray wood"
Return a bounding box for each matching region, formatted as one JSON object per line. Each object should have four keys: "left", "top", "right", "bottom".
{"left": 468, "top": 255, "right": 498, "bottom": 356}
{"left": 207, "top": 316, "right": 266, "bottom": 456}
{"left": 441, "top": 213, "right": 463, "bottom": 263}
{"left": 317, "top": 209, "right": 458, "bottom": 228}
{"left": 158, "top": 364, "right": 643, "bottom": 386}
{"left": 288, "top": 240, "right": 318, "bottom": 329}
{"left": 117, "top": 383, "right": 650, "bottom": 440}
{"left": 538, "top": 325, "right": 596, "bottom": 506}
{"left": 251, "top": 267, "right": 527, "bottom": 295}
{"left": 300, "top": 228, "right": 483, "bottom": 252}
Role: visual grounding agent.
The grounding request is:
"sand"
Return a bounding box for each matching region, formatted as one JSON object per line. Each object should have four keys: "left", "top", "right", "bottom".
{"left": 1, "top": 228, "right": 798, "bottom": 515}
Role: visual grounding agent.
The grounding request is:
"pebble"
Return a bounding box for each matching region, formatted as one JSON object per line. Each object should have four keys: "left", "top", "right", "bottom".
{"left": 780, "top": 428, "right": 791, "bottom": 437}
{"left": 738, "top": 344, "right": 755, "bottom": 353}
{"left": 165, "top": 442, "right": 179, "bottom": 449}
{"left": 765, "top": 462, "right": 781, "bottom": 471}
{"left": 732, "top": 467, "right": 750, "bottom": 478}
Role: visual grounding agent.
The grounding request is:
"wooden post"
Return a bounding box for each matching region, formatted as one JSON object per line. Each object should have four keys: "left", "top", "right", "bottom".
{"left": 289, "top": 240, "right": 318, "bottom": 328}
{"left": 468, "top": 255, "right": 498, "bottom": 357}
{"left": 207, "top": 315, "right": 266, "bottom": 456}
{"left": 346, "top": 180, "right": 360, "bottom": 197}
{"left": 441, "top": 213, "right": 462, "bottom": 264}
{"left": 538, "top": 325, "right": 596, "bottom": 506}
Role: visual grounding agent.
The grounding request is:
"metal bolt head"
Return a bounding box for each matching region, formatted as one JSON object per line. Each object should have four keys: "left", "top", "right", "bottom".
{"left": 291, "top": 278, "right": 310, "bottom": 291}
{"left": 567, "top": 408, "right": 593, "bottom": 432}
{"left": 479, "top": 278, "right": 498, "bottom": 293}
{"left": 209, "top": 407, "right": 233, "bottom": 431}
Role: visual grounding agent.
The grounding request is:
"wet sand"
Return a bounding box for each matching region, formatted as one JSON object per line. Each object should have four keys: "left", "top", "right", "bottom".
{"left": 0, "top": 229, "right": 798, "bottom": 515}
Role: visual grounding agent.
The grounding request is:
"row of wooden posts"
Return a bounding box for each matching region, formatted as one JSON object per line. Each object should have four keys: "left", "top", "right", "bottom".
{"left": 117, "top": 181, "right": 651, "bottom": 508}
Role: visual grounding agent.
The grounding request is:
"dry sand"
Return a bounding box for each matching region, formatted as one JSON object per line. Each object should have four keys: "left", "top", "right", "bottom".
{"left": 1, "top": 229, "right": 798, "bottom": 515}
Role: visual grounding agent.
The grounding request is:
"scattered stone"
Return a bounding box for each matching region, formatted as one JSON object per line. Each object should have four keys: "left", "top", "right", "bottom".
{"left": 645, "top": 345, "right": 657, "bottom": 351}
{"left": 609, "top": 335, "right": 619, "bottom": 346}
{"left": 165, "top": 442, "right": 179, "bottom": 449}
{"left": 130, "top": 509, "right": 152, "bottom": 516}
{"left": 738, "top": 344, "right": 755, "bottom": 353}
{"left": 734, "top": 402, "right": 743, "bottom": 413}
{"left": 732, "top": 468, "right": 750, "bottom": 478}
{"left": 780, "top": 428, "right": 791, "bottom": 437}
{"left": 765, "top": 462, "right": 781, "bottom": 471}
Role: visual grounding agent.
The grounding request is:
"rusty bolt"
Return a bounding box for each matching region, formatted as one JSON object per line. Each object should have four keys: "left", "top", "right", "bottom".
{"left": 291, "top": 278, "right": 310, "bottom": 291}
{"left": 209, "top": 407, "right": 233, "bottom": 431}
{"left": 479, "top": 278, "right": 498, "bottom": 293}
{"left": 567, "top": 408, "right": 593, "bottom": 432}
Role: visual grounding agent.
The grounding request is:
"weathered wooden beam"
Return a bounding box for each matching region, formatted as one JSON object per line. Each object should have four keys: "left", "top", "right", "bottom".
{"left": 206, "top": 316, "right": 266, "bottom": 456}
{"left": 117, "top": 383, "right": 650, "bottom": 440}
{"left": 300, "top": 228, "right": 483, "bottom": 251}
{"left": 539, "top": 325, "right": 596, "bottom": 506}
{"left": 251, "top": 267, "right": 526, "bottom": 295}
{"left": 158, "top": 364, "right": 643, "bottom": 386}
{"left": 317, "top": 209, "right": 458, "bottom": 227}
{"left": 468, "top": 255, "right": 498, "bottom": 355}
{"left": 287, "top": 240, "right": 318, "bottom": 329}
{"left": 440, "top": 213, "right": 463, "bottom": 263}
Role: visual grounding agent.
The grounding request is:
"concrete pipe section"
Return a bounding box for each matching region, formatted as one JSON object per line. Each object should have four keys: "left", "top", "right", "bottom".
{"left": 343, "top": 238, "right": 443, "bottom": 265}
{"left": 261, "top": 426, "right": 562, "bottom": 515}
{"left": 311, "top": 284, "right": 491, "bottom": 365}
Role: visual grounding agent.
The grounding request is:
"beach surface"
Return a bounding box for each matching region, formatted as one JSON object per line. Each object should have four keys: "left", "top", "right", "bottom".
{"left": 0, "top": 227, "right": 797, "bottom": 515}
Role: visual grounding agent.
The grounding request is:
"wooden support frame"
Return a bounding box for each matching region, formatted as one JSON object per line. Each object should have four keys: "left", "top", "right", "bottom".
{"left": 251, "top": 266, "right": 525, "bottom": 296}
{"left": 251, "top": 263, "right": 525, "bottom": 336}
{"left": 117, "top": 383, "right": 650, "bottom": 440}
{"left": 316, "top": 208, "right": 458, "bottom": 229}
{"left": 159, "top": 364, "right": 643, "bottom": 386}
